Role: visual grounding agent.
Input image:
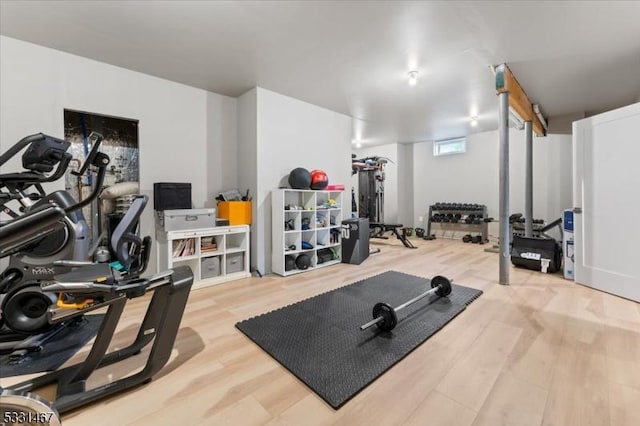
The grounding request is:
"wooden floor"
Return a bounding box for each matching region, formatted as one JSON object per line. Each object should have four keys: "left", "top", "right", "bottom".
{"left": 3, "top": 238, "right": 639, "bottom": 425}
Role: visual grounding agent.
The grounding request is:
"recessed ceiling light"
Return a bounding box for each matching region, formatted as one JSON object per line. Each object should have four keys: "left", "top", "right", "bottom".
{"left": 470, "top": 116, "right": 478, "bottom": 127}
{"left": 408, "top": 71, "right": 418, "bottom": 86}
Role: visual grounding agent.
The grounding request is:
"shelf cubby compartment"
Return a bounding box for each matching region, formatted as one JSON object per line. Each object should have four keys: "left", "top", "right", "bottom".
{"left": 284, "top": 210, "right": 301, "bottom": 231}
{"left": 315, "top": 210, "right": 330, "bottom": 229}
{"left": 172, "top": 238, "right": 197, "bottom": 259}
{"left": 200, "top": 235, "right": 223, "bottom": 257}
{"left": 301, "top": 192, "right": 315, "bottom": 211}
{"left": 284, "top": 191, "right": 303, "bottom": 210}
{"left": 285, "top": 232, "right": 302, "bottom": 253}
{"left": 301, "top": 229, "right": 316, "bottom": 250}
{"left": 316, "top": 228, "right": 330, "bottom": 247}
{"left": 329, "top": 210, "right": 341, "bottom": 227}
{"left": 301, "top": 211, "right": 316, "bottom": 231}
{"left": 226, "top": 232, "right": 247, "bottom": 251}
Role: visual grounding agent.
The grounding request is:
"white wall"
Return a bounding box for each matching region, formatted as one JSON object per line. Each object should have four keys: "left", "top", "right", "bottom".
{"left": 206, "top": 92, "right": 238, "bottom": 207}
{"left": 236, "top": 88, "right": 352, "bottom": 274}
{"left": 236, "top": 89, "right": 258, "bottom": 269}
{"left": 0, "top": 36, "right": 237, "bottom": 273}
{"left": 412, "top": 128, "right": 573, "bottom": 229}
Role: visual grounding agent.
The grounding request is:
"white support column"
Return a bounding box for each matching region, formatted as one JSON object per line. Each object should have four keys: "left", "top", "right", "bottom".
{"left": 524, "top": 120, "right": 533, "bottom": 237}
{"left": 498, "top": 92, "right": 510, "bottom": 285}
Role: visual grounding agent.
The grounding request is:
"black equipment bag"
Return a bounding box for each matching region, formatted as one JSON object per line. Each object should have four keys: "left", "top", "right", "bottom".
{"left": 511, "top": 236, "right": 562, "bottom": 273}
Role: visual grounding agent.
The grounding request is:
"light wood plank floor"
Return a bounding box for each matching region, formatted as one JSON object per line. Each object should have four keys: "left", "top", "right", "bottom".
{"left": 2, "top": 238, "right": 639, "bottom": 425}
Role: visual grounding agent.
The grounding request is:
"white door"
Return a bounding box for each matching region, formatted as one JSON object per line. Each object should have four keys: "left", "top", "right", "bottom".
{"left": 572, "top": 102, "right": 640, "bottom": 302}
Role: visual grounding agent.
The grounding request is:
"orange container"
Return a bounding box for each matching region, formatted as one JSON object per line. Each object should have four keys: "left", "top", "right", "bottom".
{"left": 217, "top": 201, "right": 252, "bottom": 225}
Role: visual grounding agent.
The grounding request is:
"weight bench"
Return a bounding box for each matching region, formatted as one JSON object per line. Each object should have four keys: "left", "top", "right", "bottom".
{"left": 369, "top": 222, "right": 416, "bottom": 249}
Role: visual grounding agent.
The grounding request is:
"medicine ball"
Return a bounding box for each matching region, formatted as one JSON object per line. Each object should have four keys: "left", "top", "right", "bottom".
{"left": 285, "top": 255, "right": 296, "bottom": 271}
{"left": 295, "top": 253, "right": 311, "bottom": 270}
{"left": 310, "top": 169, "right": 329, "bottom": 190}
{"left": 288, "top": 167, "right": 311, "bottom": 189}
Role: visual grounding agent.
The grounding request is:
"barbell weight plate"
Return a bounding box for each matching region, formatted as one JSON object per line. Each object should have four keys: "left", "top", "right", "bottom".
{"left": 372, "top": 302, "right": 397, "bottom": 332}
{"left": 430, "top": 275, "right": 452, "bottom": 297}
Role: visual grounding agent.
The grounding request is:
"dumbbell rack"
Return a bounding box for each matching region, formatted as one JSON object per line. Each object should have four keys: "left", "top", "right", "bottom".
{"left": 426, "top": 203, "right": 489, "bottom": 242}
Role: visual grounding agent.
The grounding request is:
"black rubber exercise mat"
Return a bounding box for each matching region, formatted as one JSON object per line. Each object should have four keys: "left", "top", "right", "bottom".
{"left": 0, "top": 314, "right": 103, "bottom": 378}
{"left": 235, "top": 270, "right": 482, "bottom": 408}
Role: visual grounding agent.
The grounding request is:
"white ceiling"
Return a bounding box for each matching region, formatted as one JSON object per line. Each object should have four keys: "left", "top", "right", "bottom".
{"left": 1, "top": 1, "right": 640, "bottom": 146}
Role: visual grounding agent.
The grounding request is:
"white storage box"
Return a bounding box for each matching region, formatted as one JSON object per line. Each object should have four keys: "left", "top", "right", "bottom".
{"left": 162, "top": 208, "right": 216, "bottom": 231}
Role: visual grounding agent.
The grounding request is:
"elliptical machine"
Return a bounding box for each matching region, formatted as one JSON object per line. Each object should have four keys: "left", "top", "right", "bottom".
{"left": 0, "top": 134, "right": 194, "bottom": 422}
{"left": 0, "top": 191, "right": 193, "bottom": 422}
{"left": 0, "top": 132, "right": 107, "bottom": 354}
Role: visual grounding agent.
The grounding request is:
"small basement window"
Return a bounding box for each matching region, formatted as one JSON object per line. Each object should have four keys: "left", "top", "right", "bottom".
{"left": 433, "top": 137, "right": 466, "bottom": 156}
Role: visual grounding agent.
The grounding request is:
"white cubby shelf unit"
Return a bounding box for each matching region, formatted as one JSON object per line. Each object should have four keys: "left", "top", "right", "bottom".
{"left": 272, "top": 189, "right": 343, "bottom": 276}
{"left": 160, "top": 225, "right": 251, "bottom": 290}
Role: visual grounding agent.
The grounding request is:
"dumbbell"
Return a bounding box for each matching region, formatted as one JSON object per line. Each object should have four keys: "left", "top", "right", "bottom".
{"left": 359, "top": 276, "right": 453, "bottom": 332}
{"left": 462, "top": 234, "right": 472, "bottom": 243}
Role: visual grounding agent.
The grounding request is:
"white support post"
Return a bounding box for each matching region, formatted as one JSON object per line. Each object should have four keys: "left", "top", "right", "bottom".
{"left": 498, "top": 92, "right": 510, "bottom": 285}
{"left": 524, "top": 121, "right": 533, "bottom": 237}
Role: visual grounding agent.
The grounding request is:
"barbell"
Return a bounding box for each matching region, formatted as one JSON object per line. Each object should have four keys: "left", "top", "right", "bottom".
{"left": 359, "top": 275, "right": 453, "bottom": 332}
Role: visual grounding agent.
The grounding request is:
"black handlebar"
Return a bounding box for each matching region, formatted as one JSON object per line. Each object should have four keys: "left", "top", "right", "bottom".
{"left": 40, "top": 153, "right": 72, "bottom": 183}
{"left": 72, "top": 132, "right": 104, "bottom": 177}
{"left": 65, "top": 152, "right": 110, "bottom": 214}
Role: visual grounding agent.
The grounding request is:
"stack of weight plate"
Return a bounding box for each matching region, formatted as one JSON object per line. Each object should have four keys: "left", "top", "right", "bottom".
{"left": 115, "top": 194, "right": 138, "bottom": 214}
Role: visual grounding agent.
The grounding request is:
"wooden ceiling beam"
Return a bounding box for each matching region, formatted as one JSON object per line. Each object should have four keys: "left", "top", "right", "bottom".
{"left": 495, "top": 63, "right": 546, "bottom": 137}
